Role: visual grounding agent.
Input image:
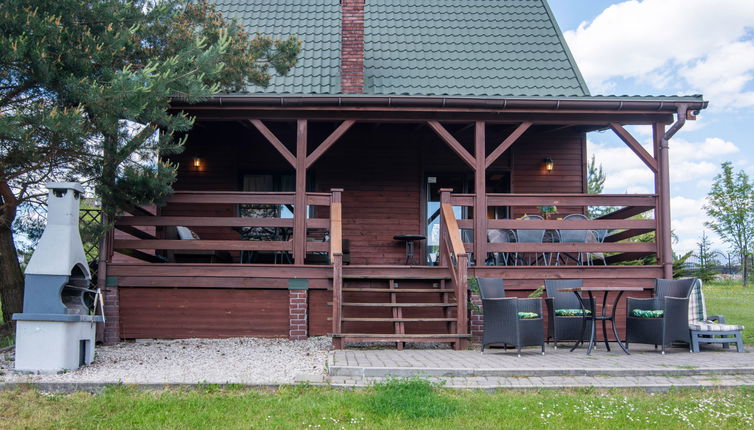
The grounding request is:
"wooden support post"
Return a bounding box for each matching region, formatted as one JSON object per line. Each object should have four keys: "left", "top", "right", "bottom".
{"left": 329, "top": 188, "right": 343, "bottom": 263}
{"left": 332, "top": 252, "right": 343, "bottom": 349}
{"left": 294, "top": 119, "right": 308, "bottom": 264}
{"left": 439, "top": 188, "right": 453, "bottom": 267}
{"left": 653, "top": 123, "right": 665, "bottom": 273}
{"left": 474, "top": 121, "right": 487, "bottom": 266}
{"left": 456, "top": 253, "right": 469, "bottom": 350}
{"left": 655, "top": 123, "right": 673, "bottom": 279}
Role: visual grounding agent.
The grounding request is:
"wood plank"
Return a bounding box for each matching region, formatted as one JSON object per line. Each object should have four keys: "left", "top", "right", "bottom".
{"left": 342, "top": 288, "right": 454, "bottom": 293}
{"left": 113, "top": 239, "right": 293, "bottom": 251}
{"left": 486, "top": 194, "right": 656, "bottom": 207}
{"left": 249, "top": 119, "right": 296, "bottom": 167}
{"left": 117, "top": 216, "right": 294, "bottom": 228}
{"left": 487, "top": 219, "right": 655, "bottom": 230}
{"left": 107, "top": 263, "right": 332, "bottom": 278}
{"left": 114, "top": 225, "right": 157, "bottom": 240}
{"left": 341, "top": 318, "right": 456, "bottom": 322}
{"left": 604, "top": 228, "right": 655, "bottom": 242}
{"left": 339, "top": 302, "right": 458, "bottom": 307}
{"left": 487, "top": 242, "right": 656, "bottom": 252}
{"left": 442, "top": 203, "right": 466, "bottom": 257}
{"left": 334, "top": 334, "right": 470, "bottom": 339}
{"left": 305, "top": 120, "right": 356, "bottom": 168}
{"left": 485, "top": 122, "right": 532, "bottom": 168}
{"left": 167, "top": 192, "right": 295, "bottom": 205}
{"left": 597, "top": 206, "right": 655, "bottom": 220}
{"left": 306, "top": 194, "right": 331, "bottom": 206}
{"left": 426, "top": 121, "right": 475, "bottom": 169}
{"left": 113, "top": 248, "right": 165, "bottom": 263}
{"left": 610, "top": 123, "right": 658, "bottom": 173}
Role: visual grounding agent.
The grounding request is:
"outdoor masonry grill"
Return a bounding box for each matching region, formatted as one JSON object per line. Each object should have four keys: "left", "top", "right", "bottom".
{"left": 13, "top": 182, "right": 104, "bottom": 372}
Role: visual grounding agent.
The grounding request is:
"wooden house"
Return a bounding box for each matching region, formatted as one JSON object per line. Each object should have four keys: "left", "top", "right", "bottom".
{"left": 99, "top": 0, "right": 707, "bottom": 349}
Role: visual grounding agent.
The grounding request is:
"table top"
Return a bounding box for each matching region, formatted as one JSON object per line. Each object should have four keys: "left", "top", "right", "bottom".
{"left": 393, "top": 234, "right": 426, "bottom": 241}
{"left": 558, "top": 286, "right": 646, "bottom": 292}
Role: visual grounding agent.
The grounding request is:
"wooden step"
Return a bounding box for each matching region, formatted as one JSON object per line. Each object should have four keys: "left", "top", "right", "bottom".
{"left": 341, "top": 317, "right": 457, "bottom": 322}
{"left": 343, "top": 274, "right": 452, "bottom": 280}
{"left": 333, "top": 333, "right": 470, "bottom": 340}
{"left": 342, "top": 288, "right": 454, "bottom": 293}
{"left": 333, "top": 302, "right": 457, "bottom": 307}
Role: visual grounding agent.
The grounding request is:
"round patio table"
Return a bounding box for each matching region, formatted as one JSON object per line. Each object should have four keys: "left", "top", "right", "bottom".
{"left": 393, "top": 234, "right": 426, "bottom": 265}
{"left": 558, "top": 286, "right": 645, "bottom": 355}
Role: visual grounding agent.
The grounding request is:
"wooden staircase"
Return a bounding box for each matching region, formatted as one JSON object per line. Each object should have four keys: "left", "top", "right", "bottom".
{"left": 329, "top": 192, "right": 470, "bottom": 350}
{"left": 331, "top": 270, "right": 470, "bottom": 349}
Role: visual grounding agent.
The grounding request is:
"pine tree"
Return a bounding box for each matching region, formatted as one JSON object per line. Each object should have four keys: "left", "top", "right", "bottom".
{"left": 0, "top": 0, "right": 300, "bottom": 325}
{"left": 694, "top": 231, "right": 718, "bottom": 283}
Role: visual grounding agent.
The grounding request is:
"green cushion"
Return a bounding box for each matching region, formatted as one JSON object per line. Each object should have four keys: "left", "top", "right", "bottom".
{"left": 631, "top": 309, "right": 664, "bottom": 318}
{"left": 518, "top": 312, "right": 539, "bottom": 319}
{"left": 555, "top": 308, "right": 592, "bottom": 317}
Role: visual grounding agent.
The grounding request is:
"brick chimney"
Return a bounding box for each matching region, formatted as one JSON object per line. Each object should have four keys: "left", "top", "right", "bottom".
{"left": 340, "top": 0, "right": 364, "bottom": 93}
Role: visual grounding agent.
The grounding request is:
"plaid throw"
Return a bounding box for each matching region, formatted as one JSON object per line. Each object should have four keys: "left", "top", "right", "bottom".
{"left": 688, "top": 278, "right": 707, "bottom": 324}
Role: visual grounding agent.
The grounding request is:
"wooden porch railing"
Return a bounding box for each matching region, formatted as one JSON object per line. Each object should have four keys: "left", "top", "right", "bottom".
{"left": 439, "top": 189, "right": 469, "bottom": 345}
{"left": 112, "top": 189, "right": 341, "bottom": 264}
{"left": 442, "top": 191, "right": 660, "bottom": 265}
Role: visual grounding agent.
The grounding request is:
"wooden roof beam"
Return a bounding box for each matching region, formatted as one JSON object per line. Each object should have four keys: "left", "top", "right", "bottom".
{"left": 427, "top": 120, "right": 475, "bottom": 169}
{"left": 248, "top": 119, "right": 296, "bottom": 168}
{"left": 610, "top": 123, "right": 658, "bottom": 173}
{"left": 305, "top": 120, "right": 355, "bottom": 169}
{"left": 485, "top": 121, "right": 532, "bottom": 168}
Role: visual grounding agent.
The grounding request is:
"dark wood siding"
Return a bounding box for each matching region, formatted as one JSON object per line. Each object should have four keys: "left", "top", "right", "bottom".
{"left": 165, "top": 122, "right": 586, "bottom": 265}
{"left": 119, "top": 288, "right": 289, "bottom": 338}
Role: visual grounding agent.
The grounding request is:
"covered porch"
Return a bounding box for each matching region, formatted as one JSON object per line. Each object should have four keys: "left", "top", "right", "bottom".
{"left": 99, "top": 97, "right": 701, "bottom": 347}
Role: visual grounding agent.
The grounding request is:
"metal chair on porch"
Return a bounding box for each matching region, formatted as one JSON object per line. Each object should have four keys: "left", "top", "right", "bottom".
{"left": 516, "top": 215, "right": 548, "bottom": 266}
{"left": 544, "top": 279, "right": 593, "bottom": 349}
{"left": 626, "top": 278, "right": 694, "bottom": 354}
{"left": 556, "top": 213, "right": 590, "bottom": 265}
{"left": 477, "top": 278, "right": 545, "bottom": 356}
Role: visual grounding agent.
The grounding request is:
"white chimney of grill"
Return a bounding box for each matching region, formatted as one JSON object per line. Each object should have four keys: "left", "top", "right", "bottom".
{"left": 25, "top": 182, "right": 90, "bottom": 278}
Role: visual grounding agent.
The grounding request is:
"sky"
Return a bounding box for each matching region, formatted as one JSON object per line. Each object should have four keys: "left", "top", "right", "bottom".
{"left": 547, "top": 0, "right": 754, "bottom": 257}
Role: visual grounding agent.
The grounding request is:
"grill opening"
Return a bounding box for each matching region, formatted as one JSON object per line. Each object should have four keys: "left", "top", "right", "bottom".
{"left": 61, "top": 264, "right": 95, "bottom": 315}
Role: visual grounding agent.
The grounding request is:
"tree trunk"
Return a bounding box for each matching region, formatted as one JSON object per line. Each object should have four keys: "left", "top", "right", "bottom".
{"left": 743, "top": 252, "right": 749, "bottom": 287}
{"left": 0, "top": 225, "right": 24, "bottom": 327}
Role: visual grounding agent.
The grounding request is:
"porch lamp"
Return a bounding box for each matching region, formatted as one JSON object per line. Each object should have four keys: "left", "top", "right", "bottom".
{"left": 193, "top": 156, "right": 202, "bottom": 168}
{"left": 543, "top": 156, "right": 554, "bottom": 172}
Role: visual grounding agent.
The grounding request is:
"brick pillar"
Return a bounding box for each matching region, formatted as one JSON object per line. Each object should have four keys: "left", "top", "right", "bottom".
{"left": 469, "top": 291, "right": 484, "bottom": 342}
{"left": 103, "top": 276, "right": 120, "bottom": 344}
{"left": 288, "top": 279, "right": 309, "bottom": 340}
{"left": 340, "top": 0, "right": 364, "bottom": 93}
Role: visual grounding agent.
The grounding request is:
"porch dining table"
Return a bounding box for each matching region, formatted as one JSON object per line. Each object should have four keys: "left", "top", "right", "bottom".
{"left": 558, "top": 286, "right": 645, "bottom": 355}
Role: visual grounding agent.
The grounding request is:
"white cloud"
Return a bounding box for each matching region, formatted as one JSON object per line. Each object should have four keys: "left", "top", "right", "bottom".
{"left": 589, "top": 135, "right": 739, "bottom": 193}
{"left": 564, "top": 0, "right": 754, "bottom": 109}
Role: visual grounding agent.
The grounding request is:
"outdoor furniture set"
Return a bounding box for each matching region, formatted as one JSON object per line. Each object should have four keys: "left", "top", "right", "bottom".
{"left": 478, "top": 277, "right": 745, "bottom": 356}
{"left": 486, "top": 213, "right": 608, "bottom": 267}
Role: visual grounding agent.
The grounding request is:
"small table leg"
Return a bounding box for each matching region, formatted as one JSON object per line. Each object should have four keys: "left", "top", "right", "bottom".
{"left": 610, "top": 291, "right": 630, "bottom": 354}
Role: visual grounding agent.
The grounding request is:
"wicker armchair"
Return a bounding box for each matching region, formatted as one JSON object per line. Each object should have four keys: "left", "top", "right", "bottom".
{"left": 626, "top": 278, "right": 694, "bottom": 354}
{"left": 544, "top": 279, "right": 592, "bottom": 348}
{"left": 476, "top": 278, "right": 545, "bottom": 356}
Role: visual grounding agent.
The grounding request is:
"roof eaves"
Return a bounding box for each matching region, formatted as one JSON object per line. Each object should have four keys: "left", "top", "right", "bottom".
{"left": 541, "top": 0, "right": 591, "bottom": 96}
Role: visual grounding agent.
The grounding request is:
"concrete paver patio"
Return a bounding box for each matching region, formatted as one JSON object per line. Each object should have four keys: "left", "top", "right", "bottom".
{"left": 327, "top": 343, "right": 754, "bottom": 390}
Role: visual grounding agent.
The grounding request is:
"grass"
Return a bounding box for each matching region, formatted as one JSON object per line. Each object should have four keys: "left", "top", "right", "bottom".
{"left": 704, "top": 280, "right": 753, "bottom": 345}
{"left": 0, "top": 382, "right": 752, "bottom": 429}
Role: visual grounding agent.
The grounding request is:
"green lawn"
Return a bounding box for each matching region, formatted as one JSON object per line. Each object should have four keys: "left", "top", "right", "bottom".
{"left": 1, "top": 382, "right": 753, "bottom": 430}
{"left": 704, "top": 280, "right": 753, "bottom": 345}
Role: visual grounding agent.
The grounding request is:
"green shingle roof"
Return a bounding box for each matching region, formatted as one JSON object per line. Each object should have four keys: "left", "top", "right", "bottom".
{"left": 214, "top": 0, "right": 590, "bottom": 97}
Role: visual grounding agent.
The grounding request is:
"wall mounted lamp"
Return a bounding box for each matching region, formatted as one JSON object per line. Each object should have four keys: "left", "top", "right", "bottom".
{"left": 193, "top": 156, "right": 202, "bottom": 168}
{"left": 543, "top": 156, "right": 554, "bottom": 172}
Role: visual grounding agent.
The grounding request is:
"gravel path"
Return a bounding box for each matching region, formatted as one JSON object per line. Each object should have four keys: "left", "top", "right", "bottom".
{"left": 0, "top": 337, "right": 331, "bottom": 385}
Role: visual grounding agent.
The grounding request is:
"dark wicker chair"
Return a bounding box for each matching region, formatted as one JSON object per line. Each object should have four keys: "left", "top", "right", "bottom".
{"left": 626, "top": 278, "right": 694, "bottom": 354}
{"left": 544, "top": 279, "right": 592, "bottom": 348}
{"left": 476, "top": 278, "right": 545, "bottom": 356}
